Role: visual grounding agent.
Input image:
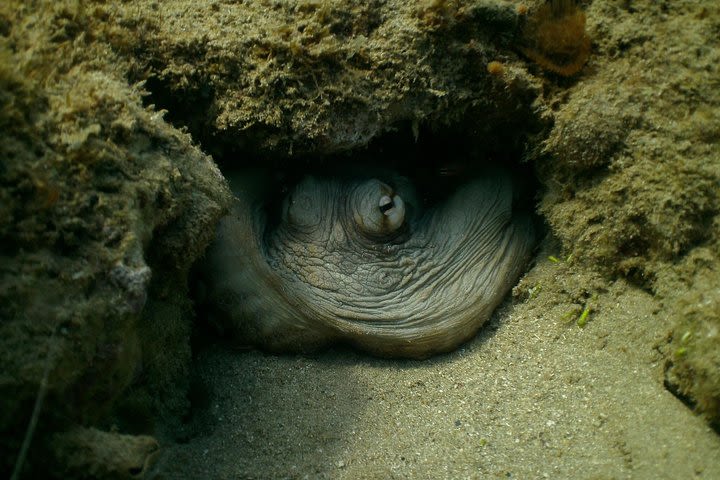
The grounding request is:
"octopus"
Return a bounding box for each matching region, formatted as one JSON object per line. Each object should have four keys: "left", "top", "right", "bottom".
{"left": 198, "top": 168, "right": 535, "bottom": 358}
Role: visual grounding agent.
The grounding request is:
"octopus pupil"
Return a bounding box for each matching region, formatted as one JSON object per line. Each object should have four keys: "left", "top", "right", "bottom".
{"left": 379, "top": 199, "right": 394, "bottom": 214}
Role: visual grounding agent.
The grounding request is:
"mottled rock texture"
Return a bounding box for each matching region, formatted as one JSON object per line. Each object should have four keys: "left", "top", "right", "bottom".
{"left": 536, "top": 0, "right": 720, "bottom": 428}
{"left": 0, "top": 1, "right": 230, "bottom": 477}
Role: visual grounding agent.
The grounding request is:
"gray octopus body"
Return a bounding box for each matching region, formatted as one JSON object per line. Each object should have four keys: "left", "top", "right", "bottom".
{"left": 200, "top": 169, "right": 535, "bottom": 358}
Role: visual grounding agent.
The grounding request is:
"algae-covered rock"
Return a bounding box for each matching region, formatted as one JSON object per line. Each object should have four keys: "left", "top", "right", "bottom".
{"left": 658, "top": 241, "right": 720, "bottom": 429}
{"left": 50, "top": 427, "right": 159, "bottom": 480}
{"left": 0, "top": 1, "right": 230, "bottom": 476}
{"left": 115, "top": 0, "right": 542, "bottom": 156}
{"left": 539, "top": 1, "right": 720, "bottom": 280}
{"left": 535, "top": 0, "right": 720, "bottom": 423}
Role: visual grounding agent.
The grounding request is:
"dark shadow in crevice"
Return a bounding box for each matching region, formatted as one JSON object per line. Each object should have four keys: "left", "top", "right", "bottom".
{"left": 211, "top": 114, "right": 543, "bottom": 217}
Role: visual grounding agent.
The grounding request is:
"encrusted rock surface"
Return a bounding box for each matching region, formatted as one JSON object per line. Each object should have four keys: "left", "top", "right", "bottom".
{"left": 0, "top": 1, "right": 230, "bottom": 476}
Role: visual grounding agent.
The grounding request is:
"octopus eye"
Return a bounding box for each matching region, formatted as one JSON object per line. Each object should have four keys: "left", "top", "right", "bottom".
{"left": 352, "top": 180, "right": 407, "bottom": 237}
{"left": 379, "top": 193, "right": 405, "bottom": 232}
{"left": 379, "top": 195, "right": 394, "bottom": 214}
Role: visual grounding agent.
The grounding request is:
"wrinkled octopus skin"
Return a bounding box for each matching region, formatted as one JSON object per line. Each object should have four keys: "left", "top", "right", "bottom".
{"left": 200, "top": 170, "right": 535, "bottom": 358}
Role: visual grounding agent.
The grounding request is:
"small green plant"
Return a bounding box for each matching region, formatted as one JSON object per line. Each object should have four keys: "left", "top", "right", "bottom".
{"left": 674, "top": 330, "right": 692, "bottom": 357}
{"left": 548, "top": 253, "right": 573, "bottom": 263}
{"left": 561, "top": 293, "right": 596, "bottom": 328}
{"left": 577, "top": 305, "right": 591, "bottom": 327}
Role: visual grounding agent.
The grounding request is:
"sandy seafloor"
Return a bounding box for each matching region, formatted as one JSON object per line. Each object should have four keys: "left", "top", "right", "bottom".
{"left": 150, "top": 261, "right": 720, "bottom": 479}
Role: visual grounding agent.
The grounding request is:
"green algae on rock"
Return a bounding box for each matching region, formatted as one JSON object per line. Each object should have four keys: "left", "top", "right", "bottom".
{"left": 535, "top": 0, "right": 720, "bottom": 425}
{"left": 659, "top": 242, "right": 720, "bottom": 430}
{"left": 0, "top": 2, "right": 231, "bottom": 476}
{"left": 49, "top": 427, "right": 159, "bottom": 480}
{"left": 117, "top": 0, "right": 539, "bottom": 157}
